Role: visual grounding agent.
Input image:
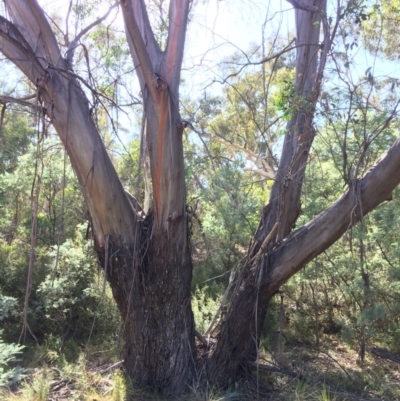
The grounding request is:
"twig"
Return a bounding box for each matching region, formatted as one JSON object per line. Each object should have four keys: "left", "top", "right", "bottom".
{"left": 66, "top": 2, "right": 119, "bottom": 65}
{"left": 249, "top": 362, "right": 308, "bottom": 382}
{"left": 194, "top": 329, "right": 208, "bottom": 348}
{"left": 96, "top": 360, "right": 124, "bottom": 374}
{"left": 0, "top": 94, "right": 36, "bottom": 108}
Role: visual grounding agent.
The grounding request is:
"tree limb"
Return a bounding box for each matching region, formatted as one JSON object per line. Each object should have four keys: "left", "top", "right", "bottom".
{"left": 1, "top": 0, "right": 138, "bottom": 246}
{"left": 121, "top": 0, "right": 161, "bottom": 101}
{"left": 131, "top": 0, "right": 161, "bottom": 58}
{"left": 165, "top": 0, "right": 190, "bottom": 91}
{"left": 0, "top": 94, "right": 36, "bottom": 109}
{"left": 66, "top": 2, "right": 119, "bottom": 66}
{"left": 0, "top": 16, "right": 45, "bottom": 79}
{"left": 6, "top": 0, "right": 62, "bottom": 67}
{"left": 266, "top": 136, "right": 400, "bottom": 298}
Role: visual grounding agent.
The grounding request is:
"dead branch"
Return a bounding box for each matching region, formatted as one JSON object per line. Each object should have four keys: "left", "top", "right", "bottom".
{"left": 96, "top": 360, "right": 124, "bottom": 374}
{"left": 194, "top": 329, "right": 209, "bottom": 348}
{"left": 0, "top": 94, "right": 39, "bottom": 110}
{"left": 367, "top": 347, "right": 400, "bottom": 364}
{"left": 249, "top": 362, "right": 308, "bottom": 382}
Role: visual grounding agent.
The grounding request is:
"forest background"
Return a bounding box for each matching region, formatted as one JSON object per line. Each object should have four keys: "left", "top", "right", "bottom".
{"left": 1, "top": 0, "right": 400, "bottom": 400}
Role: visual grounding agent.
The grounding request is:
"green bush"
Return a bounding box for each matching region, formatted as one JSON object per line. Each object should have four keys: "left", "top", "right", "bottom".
{"left": 0, "top": 330, "right": 25, "bottom": 387}
{"left": 35, "top": 224, "right": 120, "bottom": 345}
{"left": 192, "top": 287, "right": 221, "bottom": 334}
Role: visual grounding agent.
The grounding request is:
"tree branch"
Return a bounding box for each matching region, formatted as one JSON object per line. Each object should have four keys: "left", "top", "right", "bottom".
{"left": 266, "top": 136, "right": 400, "bottom": 298}
{"left": 201, "top": 130, "right": 275, "bottom": 179}
{"left": 131, "top": 0, "right": 161, "bottom": 58}
{"left": 66, "top": 2, "right": 119, "bottom": 66}
{"left": 6, "top": 0, "right": 62, "bottom": 67}
{"left": 165, "top": 0, "right": 190, "bottom": 91}
{"left": 1, "top": 2, "right": 138, "bottom": 246}
{"left": 121, "top": 0, "right": 161, "bottom": 100}
{"left": 0, "top": 16, "right": 45, "bottom": 79}
{"left": 0, "top": 94, "right": 37, "bottom": 109}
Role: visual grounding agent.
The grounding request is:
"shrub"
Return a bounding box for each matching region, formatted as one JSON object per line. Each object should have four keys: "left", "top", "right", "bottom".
{"left": 0, "top": 330, "right": 25, "bottom": 387}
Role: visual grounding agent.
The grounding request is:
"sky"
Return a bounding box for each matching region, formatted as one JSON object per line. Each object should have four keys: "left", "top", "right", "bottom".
{"left": 35, "top": 0, "right": 295, "bottom": 92}
{"left": 6, "top": 0, "right": 400, "bottom": 143}
{"left": 28, "top": 0, "right": 296, "bottom": 141}
{"left": 183, "top": 1, "right": 295, "bottom": 92}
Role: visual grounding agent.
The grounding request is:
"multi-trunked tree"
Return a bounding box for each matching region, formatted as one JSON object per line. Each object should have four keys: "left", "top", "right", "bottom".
{"left": 1, "top": 0, "right": 400, "bottom": 394}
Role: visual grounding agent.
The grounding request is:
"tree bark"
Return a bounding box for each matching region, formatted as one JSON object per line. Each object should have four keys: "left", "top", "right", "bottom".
{"left": 117, "top": 1, "right": 196, "bottom": 392}
{"left": 207, "top": 0, "right": 328, "bottom": 385}
{"left": 102, "top": 215, "right": 194, "bottom": 394}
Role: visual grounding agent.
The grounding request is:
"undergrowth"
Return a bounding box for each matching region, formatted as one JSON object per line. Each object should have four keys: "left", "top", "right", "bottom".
{"left": 1, "top": 335, "right": 399, "bottom": 401}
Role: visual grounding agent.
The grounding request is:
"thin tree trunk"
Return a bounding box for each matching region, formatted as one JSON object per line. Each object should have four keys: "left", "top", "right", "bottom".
{"left": 207, "top": 0, "right": 327, "bottom": 385}
{"left": 358, "top": 236, "right": 369, "bottom": 362}
{"left": 310, "top": 282, "right": 320, "bottom": 346}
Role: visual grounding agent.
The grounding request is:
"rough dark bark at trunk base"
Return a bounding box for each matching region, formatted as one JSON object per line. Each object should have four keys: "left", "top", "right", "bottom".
{"left": 96, "top": 213, "right": 195, "bottom": 394}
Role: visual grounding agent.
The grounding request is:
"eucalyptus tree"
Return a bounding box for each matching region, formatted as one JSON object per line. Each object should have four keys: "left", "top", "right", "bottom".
{"left": 1, "top": 0, "right": 400, "bottom": 395}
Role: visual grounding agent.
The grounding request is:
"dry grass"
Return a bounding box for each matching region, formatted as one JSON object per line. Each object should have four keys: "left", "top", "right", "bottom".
{"left": 1, "top": 339, "right": 399, "bottom": 401}
{"left": 253, "top": 339, "right": 400, "bottom": 401}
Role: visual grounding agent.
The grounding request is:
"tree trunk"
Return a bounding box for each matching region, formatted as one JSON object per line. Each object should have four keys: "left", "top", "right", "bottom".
{"left": 101, "top": 77, "right": 196, "bottom": 393}
{"left": 102, "top": 216, "right": 194, "bottom": 394}
{"left": 1, "top": 0, "right": 195, "bottom": 393}
{"left": 207, "top": 0, "right": 327, "bottom": 385}
{"left": 112, "top": 1, "right": 196, "bottom": 391}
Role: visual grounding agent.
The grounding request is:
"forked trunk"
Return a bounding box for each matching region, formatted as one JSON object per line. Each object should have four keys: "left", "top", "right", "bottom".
{"left": 96, "top": 77, "right": 195, "bottom": 393}
{"left": 1, "top": 0, "right": 196, "bottom": 393}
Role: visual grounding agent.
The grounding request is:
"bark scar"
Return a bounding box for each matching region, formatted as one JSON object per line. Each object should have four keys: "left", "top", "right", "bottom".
{"left": 167, "top": 211, "right": 182, "bottom": 222}
{"left": 155, "top": 74, "right": 168, "bottom": 91}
